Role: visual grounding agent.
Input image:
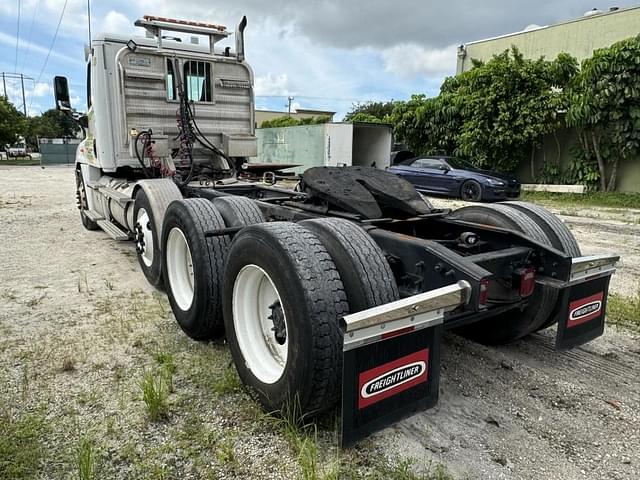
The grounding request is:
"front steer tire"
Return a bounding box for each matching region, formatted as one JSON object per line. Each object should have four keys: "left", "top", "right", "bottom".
{"left": 162, "top": 199, "right": 230, "bottom": 340}
{"left": 75, "top": 169, "right": 99, "bottom": 231}
{"left": 222, "top": 222, "right": 349, "bottom": 416}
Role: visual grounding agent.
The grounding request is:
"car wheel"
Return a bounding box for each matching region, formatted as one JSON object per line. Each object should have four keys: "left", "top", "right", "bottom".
{"left": 460, "top": 180, "right": 482, "bottom": 202}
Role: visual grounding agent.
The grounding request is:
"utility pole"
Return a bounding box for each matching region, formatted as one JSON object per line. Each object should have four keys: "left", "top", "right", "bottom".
{"left": 0, "top": 73, "right": 34, "bottom": 114}
{"left": 287, "top": 96, "right": 294, "bottom": 117}
{"left": 87, "top": 0, "right": 92, "bottom": 44}
{"left": 20, "top": 75, "right": 26, "bottom": 115}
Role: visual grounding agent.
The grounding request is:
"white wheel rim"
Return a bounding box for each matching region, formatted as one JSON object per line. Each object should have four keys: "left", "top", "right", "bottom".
{"left": 166, "top": 227, "right": 195, "bottom": 311}
{"left": 232, "top": 264, "right": 288, "bottom": 384}
{"left": 137, "top": 208, "right": 154, "bottom": 267}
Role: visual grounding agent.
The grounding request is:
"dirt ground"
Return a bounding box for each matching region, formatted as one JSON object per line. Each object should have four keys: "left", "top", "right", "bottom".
{"left": 1, "top": 165, "right": 638, "bottom": 479}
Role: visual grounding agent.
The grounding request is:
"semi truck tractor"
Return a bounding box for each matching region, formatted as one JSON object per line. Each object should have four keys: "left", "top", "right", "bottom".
{"left": 54, "top": 15, "right": 619, "bottom": 446}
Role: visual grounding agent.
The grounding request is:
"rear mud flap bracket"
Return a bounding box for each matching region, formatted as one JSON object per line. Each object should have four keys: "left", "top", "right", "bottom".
{"left": 340, "top": 281, "right": 470, "bottom": 447}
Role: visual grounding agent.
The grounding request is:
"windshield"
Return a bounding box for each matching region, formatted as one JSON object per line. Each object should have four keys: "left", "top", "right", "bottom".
{"left": 445, "top": 157, "right": 479, "bottom": 171}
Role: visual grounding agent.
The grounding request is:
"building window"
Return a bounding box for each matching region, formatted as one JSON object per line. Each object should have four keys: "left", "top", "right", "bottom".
{"left": 166, "top": 59, "right": 177, "bottom": 100}
{"left": 184, "top": 61, "right": 212, "bottom": 102}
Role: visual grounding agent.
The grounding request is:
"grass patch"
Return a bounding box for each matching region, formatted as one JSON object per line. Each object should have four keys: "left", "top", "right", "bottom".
{"left": 139, "top": 371, "right": 169, "bottom": 421}
{"left": 77, "top": 437, "right": 98, "bottom": 480}
{"left": 0, "top": 409, "right": 46, "bottom": 479}
{"left": 607, "top": 290, "right": 640, "bottom": 333}
{"left": 0, "top": 157, "right": 40, "bottom": 166}
{"left": 211, "top": 366, "right": 243, "bottom": 395}
{"left": 61, "top": 356, "right": 76, "bottom": 372}
{"left": 521, "top": 191, "right": 640, "bottom": 210}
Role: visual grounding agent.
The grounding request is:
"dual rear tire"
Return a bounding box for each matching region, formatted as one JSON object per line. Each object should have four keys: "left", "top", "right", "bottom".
{"left": 452, "top": 202, "right": 580, "bottom": 344}
{"left": 161, "top": 200, "right": 398, "bottom": 416}
{"left": 224, "top": 219, "right": 399, "bottom": 415}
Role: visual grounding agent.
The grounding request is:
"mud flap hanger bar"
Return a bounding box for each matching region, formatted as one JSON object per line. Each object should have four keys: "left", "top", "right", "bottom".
{"left": 340, "top": 281, "right": 471, "bottom": 447}
{"left": 537, "top": 254, "right": 619, "bottom": 288}
{"left": 341, "top": 281, "right": 472, "bottom": 351}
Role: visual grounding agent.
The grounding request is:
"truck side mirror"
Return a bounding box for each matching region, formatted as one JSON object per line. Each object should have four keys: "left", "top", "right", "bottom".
{"left": 54, "top": 76, "right": 71, "bottom": 111}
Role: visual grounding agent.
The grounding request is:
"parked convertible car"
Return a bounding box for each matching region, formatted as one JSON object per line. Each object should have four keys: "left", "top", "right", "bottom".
{"left": 388, "top": 155, "right": 520, "bottom": 202}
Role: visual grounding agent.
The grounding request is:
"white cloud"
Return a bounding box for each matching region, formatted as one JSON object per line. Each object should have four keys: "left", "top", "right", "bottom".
{"left": 33, "top": 82, "right": 52, "bottom": 97}
{"left": 0, "top": 31, "right": 83, "bottom": 66}
{"left": 255, "top": 73, "right": 293, "bottom": 97}
{"left": 99, "top": 11, "right": 135, "bottom": 37}
{"left": 381, "top": 43, "right": 458, "bottom": 79}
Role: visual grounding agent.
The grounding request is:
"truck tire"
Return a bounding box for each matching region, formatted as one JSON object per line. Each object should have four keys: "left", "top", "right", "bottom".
{"left": 450, "top": 204, "right": 557, "bottom": 344}
{"left": 75, "top": 169, "right": 99, "bottom": 231}
{"left": 133, "top": 190, "right": 163, "bottom": 287}
{"left": 213, "top": 196, "right": 265, "bottom": 227}
{"left": 133, "top": 180, "right": 182, "bottom": 287}
{"left": 503, "top": 201, "right": 581, "bottom": 331}
{"left": 503, "top": 201, "right": 581, "bottom": 256}
{"left": 222, "top": 222, "right": 348, "bottom": 415}
{"left": 300, "top": 218, "right": 399, "bottom": 312}
{"left": 162, "top": 199, "right": 230, "bottom": 340}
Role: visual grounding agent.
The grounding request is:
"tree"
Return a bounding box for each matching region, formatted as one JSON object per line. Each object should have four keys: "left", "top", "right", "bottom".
{"left": 260, "top": 115, "right": 330, "bottom": 128}
{"left": 0, "top": 97, "right": 25, "bottom": 148}
{"left": 566, "top": 35, "right": 640, "bottom": 191}
{"left": 23, "top": 109, "right": 81, "bottom": 149}
{"left": 344, "top": 101, "right": 396, "bottom": 122}
{"left": 346, "top": 112, "right": 386, "bottom": 123}
{"left": 390, "top": 48, "right": 578, "bottom": 173}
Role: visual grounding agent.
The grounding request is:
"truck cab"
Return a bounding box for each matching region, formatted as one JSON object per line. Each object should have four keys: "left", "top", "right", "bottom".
{"left": 82, "top": 16, "right": 256, "bottom": 174}
{"left": 54, "top": 15, "right": 257, "bottom": 240}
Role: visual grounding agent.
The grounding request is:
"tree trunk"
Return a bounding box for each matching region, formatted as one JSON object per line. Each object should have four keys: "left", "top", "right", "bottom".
{"left": 591, "top": 131, "right": 607, "bottom": 191}
{"left": 553, "top": 131, "right": 561, "bottom": 165}
{"left": 530, "top": 144, "right": 536, "bottom": 180}
{"left": 577, "top": 129, "right": 589, "bottom": 155}
{"left": 607, "top": 158, "right": 618, "bottom": 192}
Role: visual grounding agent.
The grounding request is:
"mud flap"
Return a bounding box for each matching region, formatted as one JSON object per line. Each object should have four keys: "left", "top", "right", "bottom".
{"left": 555, "top": 274, "right": 612, "bottom": 350}
{"left": 341, "top": 323, "right": 442, "bottom": 447}
{"left": 339, "top": 281, "right": 471, "bottom": 447}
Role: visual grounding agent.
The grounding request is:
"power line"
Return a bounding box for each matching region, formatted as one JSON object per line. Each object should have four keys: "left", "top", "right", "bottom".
{"left": 1, "top": 73, "right": 35, "bottom": 115}
{"left": 30, "top": 0, "right": 68, "bottom": 112}
{"left": 15, "top": 0, "right": 21, "bottom": 73}
{"left": 20, "top": 0, "right": 41, "bottom": 73}
{"left": 255, "top": 94, "right": 379, "bottom": 103}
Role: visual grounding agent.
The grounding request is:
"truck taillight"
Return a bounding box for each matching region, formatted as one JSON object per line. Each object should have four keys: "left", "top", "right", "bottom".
{"left": 479, "top": 278, "right": 489, "bottom": 307}
{"left": 519, "top": 267, "right": 536, "bottom": 298}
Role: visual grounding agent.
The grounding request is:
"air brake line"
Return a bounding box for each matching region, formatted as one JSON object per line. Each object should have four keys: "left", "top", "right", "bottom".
{"left": 172, "top": 58, "right": 236, "bottom": 185}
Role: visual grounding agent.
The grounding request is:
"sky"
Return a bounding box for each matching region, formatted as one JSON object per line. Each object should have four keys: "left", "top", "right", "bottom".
{"left": 1, "top": 1, "right": 638, "bottom": 119}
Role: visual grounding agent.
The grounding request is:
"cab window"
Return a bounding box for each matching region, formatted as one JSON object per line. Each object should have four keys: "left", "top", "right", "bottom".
{"left": 166, "top": 59, "right": 177, "bottom": 100}
{"left": 184, "top": 61, "right": 212, "bottom": 102}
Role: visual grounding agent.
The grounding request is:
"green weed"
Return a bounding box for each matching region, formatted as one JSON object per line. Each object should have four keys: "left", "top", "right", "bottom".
{"left": 0, "top": 409, "right": 46, "bottom": 479}
{"left": 607, "top": 290, "right": 640, "bottom": 333}
{"left": 211, "top": 366, "right": 242, "bottom": 395}
{"left": 521, "top": 191, "right": 640, "bottom": 210}
{"left": 139, "top": 371, "right": 169, "bottom": 421}
{"left": 77, "top": 437, "right": 98, "bottom": 480}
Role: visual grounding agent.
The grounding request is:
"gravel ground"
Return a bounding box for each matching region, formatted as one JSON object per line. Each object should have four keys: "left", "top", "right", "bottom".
{"left": 1, "top": 165, "right": 638, "bottom": 479}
